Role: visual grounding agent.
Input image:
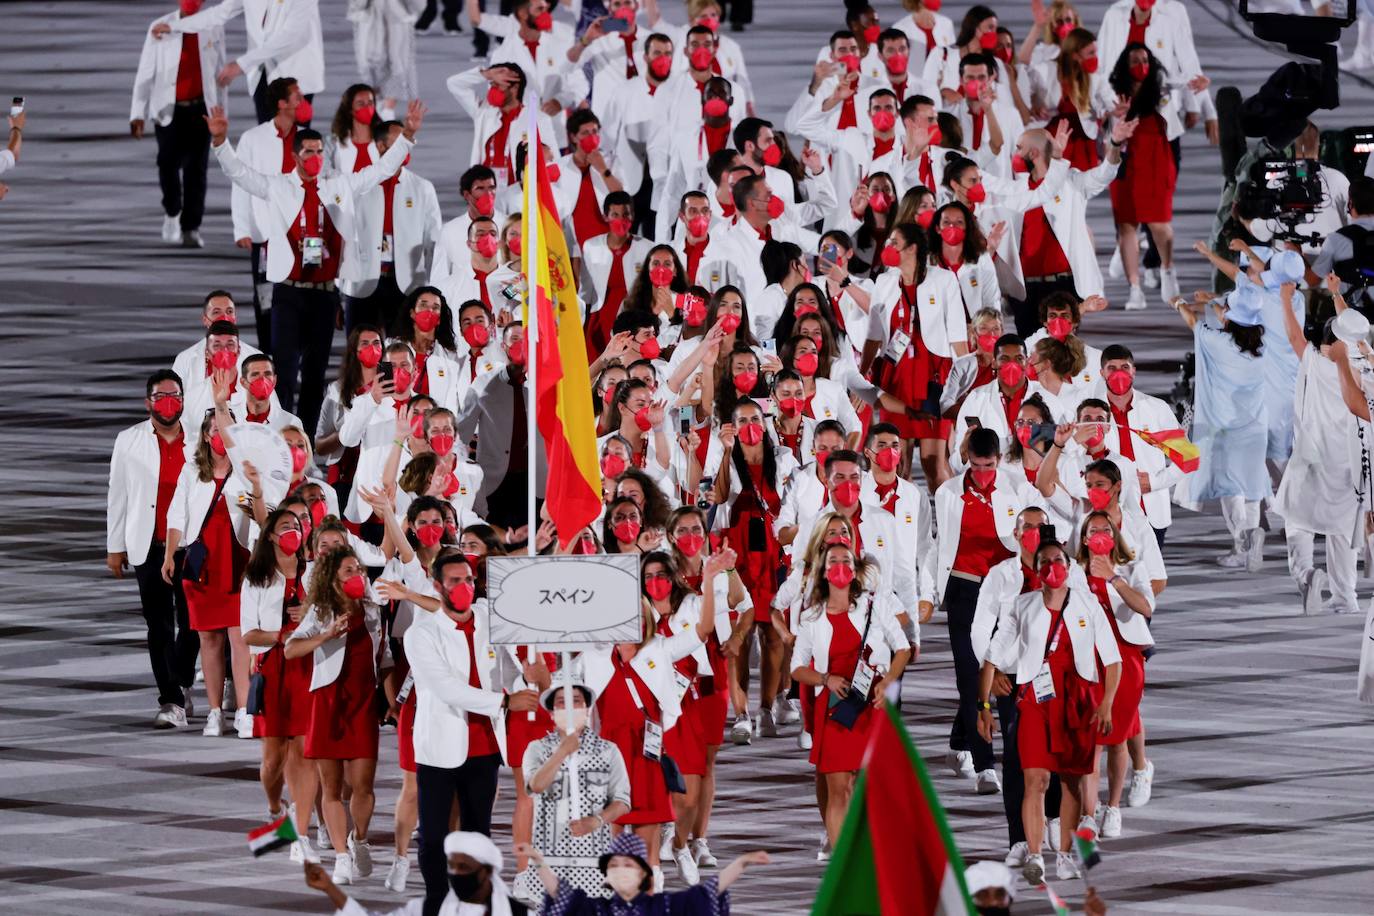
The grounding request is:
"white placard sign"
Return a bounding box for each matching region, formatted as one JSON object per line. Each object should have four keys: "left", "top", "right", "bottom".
{"left": 226, "top": 423, "right": 292, "bottom": 507}
{"left": 486, "top": 555, "right": 643, "bottom": 648}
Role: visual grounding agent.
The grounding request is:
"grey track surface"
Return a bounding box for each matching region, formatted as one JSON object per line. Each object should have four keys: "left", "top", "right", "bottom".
{"left": 1, "top": 1, "right": 1373, "bottom": 913}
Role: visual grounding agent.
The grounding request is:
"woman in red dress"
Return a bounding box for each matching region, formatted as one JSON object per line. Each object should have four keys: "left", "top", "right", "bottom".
{"left": 1076, "top": 512, "right": 1154, "bottom": 841}
{"left": 1108, "top": 43, "right": 1181, "bottom": 307}
{"left": 790, "top": 540, "right": 913, "bottom": 850}
{"left": 977, "top": 535, "right": 1122, "bottom": 886}
{"left": 163, "top": 407, "right": 251, "bottom": 738}
{"left": 240, "top": 508, "right": 316, "bottom": 858}
{"left": 593, "top": 548, "right": 728, "bottom": 888}
{"left": 285, "top": 546, "right": 389, "bottom": 886}
{"left": 1043, "top": 28, "right": 1105, "bottom": 172}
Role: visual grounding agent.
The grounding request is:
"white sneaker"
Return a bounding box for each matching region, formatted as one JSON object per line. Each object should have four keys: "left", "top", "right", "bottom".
{"left": 349, "top": 834, "right": 374, "bottom": 877}
{"left": 817, "top": 834, "right": 832, "bottom": 863}
{"left": 1142, "top": 267, "right": 1159, "bottom": 290}
{"left": 1021, "top": 853, "right": 1045, "bottom": 885}
{"left": 202, "top": 708, "right": 224, "bottom": 737}
{"left": 221, "top": 693, "right": 233, "bottom": 712}
{"left": 797, "top": 729, "right": 812, "bottom": 750}
{"left": 184, "top": 692, "right": 195, "bottom": 719}
{"left": 1246, "top": 528, "right": 1266, "bottom": 572}
{"left": 1108, "top": 246, "right": 1124, "bottom": 279}
{"left": 162, "top": 214, "right": 182, "bottom": 244}
{"left": 945, "top": 750, "right": 975, "bottom": 778}
{"left": 1055, "top": 851, "right": 1082, "bottom": 880}
{"left": 1004, "top": 841, "right": 1029, "bottom": 867}
{"left": 691, "top": 838, "right": 718, "bottom": 868}
{"left": 651, "top": 865, "right": 664, "bottom": 893}
{"left": 297, "top": 836, "right": 318, "bottom": 864}
{"left": 234, "top": 708, "right": 254, "bottom": 739}
{"left": 1125, "top": 285, "right": 1147, "bottom": 311}
{"left": 659, "top": 823, "right": 674, "bottom": 855}
{"left": 1127, "top": 760, "right": 1154, "bottom": 807}
{"left": 672, "top": 842, "right": 700, "bottom": 885}
{"left": 1322, "top": 598, "right": 1360, "bottom": 615}
{"left": 1100, "top": 805, "right": 1122, "bottom": 839}
{"left": 333, "top": 851, "right": 355, "bottom": 885}
{"left": 385, "top": 856, "right": 410, "bottom": 892}
{"left": 757, "top": 707, "right": 778, "bottom": 738}
{"left": 975, "top": 768, "right": 1001, "bottom": 795}
{"left": 729, "top": 715, "right": 753, "bottom": 745}
{"left": 1300, "top": 568, "right": 1327, "bottom": 616}
{"left": 290, "top": 840, "right": 304, "bottom": 863}
{"left": 1076, "top": 814, "right": 1098, "bottom": 842}
{"left": 775, "top": 695, "right": 801, "bottom": 725}
{"left": 1159, "top": 267, "right": 1179, "bottom": 303}
{"left": 1340, "top": 51, "right": 1374, "bottom": 71}
{"left": 1045, "top": 817, "right": 1060, "bottom": 850}
{"left": 154, "top": 704, "right": 179, "bottom": 729}
{"left": 1216, "top": 549, "right": 1247, "bottom": 568}
{"left": 318, "top": 822, "right": 331, "bottom": 850}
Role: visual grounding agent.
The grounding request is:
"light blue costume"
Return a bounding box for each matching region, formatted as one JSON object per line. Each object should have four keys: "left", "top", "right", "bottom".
{"left": 1251, "top": 249, "right": 1308, "bottom": 462}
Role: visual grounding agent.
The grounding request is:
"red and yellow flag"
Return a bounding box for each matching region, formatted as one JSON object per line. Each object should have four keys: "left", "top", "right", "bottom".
{"left": 1136, "top": 427, "right": 1200, "bottom": 474}
{"left": 522, "top": 127, "right": 603, "bottom": 548}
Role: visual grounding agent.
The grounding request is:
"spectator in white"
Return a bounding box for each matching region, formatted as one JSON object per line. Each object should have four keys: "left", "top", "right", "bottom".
{"left": 107, "top": 369, "right": 200, "bottom": 729}
{"left": 179, "top": 319, "right": 260, "bottom": 428}
{"left": 553, "top": 110, "right": 625, "bottom": 254}
{"left": 669, "top": 191, "right": 714, "bottom": 285}
{"left": 895, "top": 95, "right": 948, "bottom": 199}
{"left": 204, "top": 99, "right": 427, "bottom": 438}
{"left": 339, "top": 118, "right": 443, "bottom": 336}
{"left": 432, "top": 165, "right": 501, "bottom": 284}
{"left": 793, "top": 87, "right": 905, "bottom": 223}
{"left": 697, "top": 173, "right": 809, "bottom": 303}
{"left": 650, "top": 75, "right": 737, "bottom": 241}
{"left": 600, "top": 30, "right": 675, "bottom": 236}
{"left": 580, "top": 192, "right": 652, "bottom": 350}
{"left": 446, "top": 63, "right": 557, "bottom": 189}
{"left": 155, "top": 0, "right": 326, "bottom": 125}
{"left": 228, "top": 354, "right": 303, "bottom": 430}
{"left": 347, "top": 0, "right": 420, "bottom": 114}
{"left": 653, "top": 24, "right": 748, "bottom": 134}
{"left": 171, "top": 291, "right": 262, "bottom": 389}
{"left": 869, "top": 28, "right": 932, "bottom": 107}
{"left": 1310, "top": 177, "right": 1374, "bottom": 315}
{"left": 785, "top": 29, "right": 863, "bottom": 138}
{"left": 644, "top": 0, "right": 756, "bottom": 111}
{"left": 131, "top": 0, "right": 226, "bottom": 248}
{"left": 439, "top": 217, "right": 517, "bottom": 319}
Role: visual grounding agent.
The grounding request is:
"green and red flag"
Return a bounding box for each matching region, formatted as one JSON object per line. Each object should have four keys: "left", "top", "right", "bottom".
{"left": 811, "top": 698, "right": 975, "bottom": 915}
{"left": 1043, "top": 881, "right": 1072, "bottom": 915}
{"left": 247, "top": 811, "right": 299, "bottom": 857}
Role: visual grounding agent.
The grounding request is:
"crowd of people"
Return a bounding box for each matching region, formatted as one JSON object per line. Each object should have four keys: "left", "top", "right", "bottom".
{"left": 106, "top": 0, "right": 1374, "bottom": 914}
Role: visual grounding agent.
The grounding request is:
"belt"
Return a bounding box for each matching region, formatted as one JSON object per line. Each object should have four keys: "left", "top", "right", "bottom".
{"left": 174, "top": 97, "right": 205, "bottom": 107}
{"left": 949, "top": 570, "right": 983, "bottom": 584}
{"left": 280, "top": 279, "right": 337, "bottom": 291}
{"left": 1025, "top": 272, "right": 1074, "bottom": 283}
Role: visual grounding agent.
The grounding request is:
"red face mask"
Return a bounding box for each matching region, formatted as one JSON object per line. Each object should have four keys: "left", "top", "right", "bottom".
{"left": 777, "top": 396, "right": 803, "bottom": 417}
{"left": 885, "top": 53, "right": 908, "bottom": 75}
{"left": 1087, "top": 487, "right": 1112, "bottom": 510}
{"left": 209, "top": 433, "right": 227, "bottom": 456}
{"left": 839, "top": 54, "right": 861, "bottom": 73}
{"left": 681, "top": 294, "right": 707, "bottom": 326}
{"left": 352, "top": 104, "right": 375, "bottom": 125}
{"left": 342, "top": 574, "right": 368, "bottom": 600}
{"left": 633, "top": 406, "right": 653, "bottom": 432}
{"left": 547, "top": 163, "right": 561, "bottom": 182}
{"left": 1081, "top": 55, "right": 1099, "bottom": 74}
{"left": 578, "top": 132, "right": 601, "bottom": 153}
{"left": 718, "top": 313, "right": 741, "bottom": 334}
{"left": 686, "top": 215, "right": 710, "bottom": 237}
{"left": 674, "top": 532, "right": 705, "bottom": 557}
{"left": 970, "top": 467, "right": 996, "bottom": 489}
{"left": 649, "top": 55, "right": 673, "bottom": 79}
{"left": 871, "top": 110, "right": 896, "bottom": 133}
{"left": 152, "top": 396, "right": 183, "bottom": 420}
{"left": 925, "top": 0, "right": 942, "bottom": 10}
{"left": 939, "top": 225, "right": 965, "bottom": 247}
{"left": 1084, "top": 424, "right": 1105, "bottom": 449}
{"left": 444, "top": 522, "right": 459, "bottom": 539}
{"left": 274, "top": 528, "right": 302, "bottom": 555}
{"left": 963, "top": 78, "right": 984, "bottom": 99}
{"left": 1019, "top": 526, "right": 1040, "bottom": 554}
{"left": 761, "top": 144, "right": 782, "bottom": 167}
{"left": 978, "top": 30, "right": 998, "bottom": 50}
{"left": 1046, "top": 317, "right": 1073, "bottom": 340}
{"left": 462, "top": 323, "right": 491, "bottom": 348}
{"left": 703, "top": 97, "right": 729, "bottom": 118}
{"left": 609, "top": 217, "right": 634, "bottom": 237}
{"left": 795, "top": 303, "right": 819, "bottom": 318}
{"left": 358, "top": 342, "right": 383, "bottom": 368}
{"left": 700, "top": 13, "right": 719, "bottom": 31}
{"left": 1040, "top": 561, "right": 1068, "bottom": 588}
{"left": 290, "top": 445, "right": 308, "bottom": 473}
{"left": 814, "top": 448, "right": 830, "bottom": 469}
{"left": 533, "top": 10, "right": 553, "bottom": 30}
{"left": 1011, "top": 154, "right": 1030, "bottom": 174}
{"left": 965, "top": 182, "right": 987, "bottom": 204}
{"left": 613, "top": 519, "right": 641, "bottom": 543}
{"left": 998, "top": 361, "right": 1025, "bottom": 388}
{"left": 916, "top": 208, "right": 936, "bottom": 229}
{"left": 429, "top": 432, "right": 455, "bottom": 457}
{"left": 766, "top": 195, "right": 786, "bottom": 219}
{"left": 506, "top": 234, "right": 521, "bottom": 256}
{"left": 826, "top": 563, "right": 856, "bottom": 589}
{"left": 1136, "top": 0, "right": 1156, "bottom": 10}
{"left": 473, "top": 191, "right": 496, "bottom": 216}
{"left": 416, "top": 522, "right": 444, "bottom": 547}
{"left": 486, "top": 86, "right": 506, "bottom": 107}
{"left": 869, "top": 191, "right": 891, "bottom": 214}
{"left": 614, "top": 5, "right": 636, "bottom": 23}
{"left": 639, "top": 338, "right": 661, "bottom": 360}
{"left": 738, "top": 422, "right": 764, "bottom": 446}
{"left": 475, "top": 234, "right": 500, "bottom": 258}
{"left": 414, "top": 309, "right": 442, "bottom": 333}
{"left": 649, "top": 265, "right": 674, "bottom": 288}
{"left": 1106, "top": 369, "right": 1134, "bottom": 396}
{"left": 832, "top": 480, "right": 861, "bottom": 507}
{"left": 601, "top": 453, "right": 628, "bottom": 478}
{"left": 994, "top": 45, "right": 1013, "bottom": 64}
{"left": 1056, "top": 21, "right": 1075, "bottom": 40}
{"left": 1026, "top": 361, "right": 1040, "bottom": 382}
{"left": 863, "top": 24, "right": 880, "bottom": 43}
{"left": 507, "top": 338, "right": 528, "bottom": 366}
{"left": 310, "top": 500, "right": 327, "bottom": 528}
{"left": 1015, "top": 424, "right": 1033, "bottom": 447}
{"left": 409, "top": 413, "right": 425, "bottom": 438}
{"left": 689, "top": 47, "right": 715, "bottom": 71}
{"left": 1130, "top": 62, "right": 1150, "bottom": 82}
{"left": 976, "top": 333, "right": 998, "bottom": 353}
{"left": 295, "top": 97, "right": 313, "bottom": 123}
{"left": 794, "top": 352, "right": 819, "bottom": 377}
{"left": 300, "top": 155, "right": 322, "bottom": 178}
{"left": 394, "top": 366, "right": 414, "bottom": 394}
{"left": 645, "top": 575, "right": 673, "bottom": 601}
{"left": 873, "top": 446, "right": 900, "bottom": 472}
{"left": 448, "top": 581, "right": 475, "bottom": 610}
{"left": 732, "top": 371, "right": 757, "bottom": 394}
{"left": 1087, "top": 531, "right": 1115, "bottom": 556}
{"left": 879, "top": 245, "right": 903, "bottom": 267}
{"left": 927, "top": 124, "right": 943, "bottom": 146}
{"left": 210, "top": 348, "right": 238, "bottom": 371}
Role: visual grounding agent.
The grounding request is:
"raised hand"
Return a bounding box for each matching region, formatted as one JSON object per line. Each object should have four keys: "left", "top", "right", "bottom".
{"left": 204, "top": 105, "right": 229, "bottom": 146}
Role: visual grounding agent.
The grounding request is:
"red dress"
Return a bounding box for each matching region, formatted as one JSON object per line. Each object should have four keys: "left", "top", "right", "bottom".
{"left": 506, "top": 647, "right": 558, "bottom": 769}
{"left": 186, "top": 477, "right": 249, "bottom": 632}
{"left": 1047, "top": 83, "right": 1100, "bottom": 172}
{"left": 656, "top": 615, "right": 707, "bottom": 776}
{"left": 876, "top": 282, "right": 952, "bottom": 440}
{"left": 1017, "top": 604, "right": 1102, "bottom": 775}
{"left": 598, "top": 653, "right": 674, "bottom": 825}
{"left": 305, "top": 614, "right": 380, "bottom": 761}
{"left": 682, "top": 572, "right": 730, "bottom": 746}
{"left": 254, "top": 575, "right": 314, "bottom": 739}
{"left": 1110, "top": 111, "right": 1176, "bottom": 224}
{"left": 398, "top": 690, "right": 418, "bottom": 772}
{"left": 724, "top": 464, "right": 782, "bottom": 617}
{"left": 1088, "top": 577, "right": 1144, "bottom": 746}
{"left": 810, "top": 611, "right": 873, "bottom": 774}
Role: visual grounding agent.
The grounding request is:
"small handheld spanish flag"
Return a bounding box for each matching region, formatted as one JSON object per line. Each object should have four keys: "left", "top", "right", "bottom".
{"left": 247, "top": 812, "right": 300, "bottom": 857}
{"left": 1137, "top": 427, "right": 1200, "bottom": 474}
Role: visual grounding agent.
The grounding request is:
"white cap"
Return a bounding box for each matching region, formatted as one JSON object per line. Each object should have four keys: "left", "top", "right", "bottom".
{"left": 1333, "top": 308, "right": 1370, "bottom": 345}
{"left": 964, "top": 861, "right": 1016, "bottom": 900}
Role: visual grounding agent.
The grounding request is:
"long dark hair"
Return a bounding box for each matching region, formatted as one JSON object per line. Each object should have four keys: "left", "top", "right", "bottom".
{"left": 1220, "top": 321, "right": 1265, "bottom": 358}
{"left": 1108, "top": 43, "right": 1165, "bottom": 120}
{"left": 330, "top": 83, "right": 377, "bottom": 143}
{"left": 729, "top": 398, "right": 778, "bottom": 492}
{"left": 617, "top": 467, "right": 672, "bottom": 530}
{"left": 772, "top": 282, "right": 843, "bottom": 349}
{"left": 892, "top": 221, "right": 930, "bottom": 286}
{"left": 339, "top": 323, "right": 383, "bottom": 410}
{"left": 624, "top": 245, "right": 688, "bottom": 315}
{"left": 245, "top": 508, "right": 302, "bottom": 588}
{"left": 641, "top": 550, "right": 689, "bottom": 614}
{"left": 714, "top": 345, "right": 766, "bottom": 423}
{"left": 930, "top": 201, "right": 987, "bottom": 263}
{"left": 395, "top": 286, "right": 458, "bottom": 353}
{"left": 1006, "top": 393, "right": 1054, "bottom": 464}
{"left": 855, "top": 172, "right": 897, "bottom": 256}
{"left": 705, "top": 286, "right": 758, "bottom": 348}
{"left": 602, "top": 496, "right": 643, "bottom": 553}
{"left": 956, "top": 4, "right": 997, "bottom": 48}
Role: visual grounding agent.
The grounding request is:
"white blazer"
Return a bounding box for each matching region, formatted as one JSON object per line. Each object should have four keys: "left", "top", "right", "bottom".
{"left": 986, "top": 586, "right": 1122, "bottom": 684}
{"left": 214, "top": 134, "right": 414, "bottom": 283}
{"left": 930, "top": 259, "right": 1001, "bottom": 323}
{"left": 170, "top": 0, "right": 325, "bottom": 96}
{"left": 432, "top": 210, "right": 507, "bottom": 285}
{"left": 240, "top": 569, "right": 301, "bottom": 656}
{"left": 580, "top": 625, "right": 704, "bottom": 733}
{"left": 865, "top": 267, "right": 965, "bottom": 360}
{"left": 860, "top": 473, "right": 935, "bottom": 601}
{"left": 404, "top": 601, "right": 508, "bottom": 768}
{"left": 172, "top": 338, "right": 263, "bottom": 395}
{"left": 445, "top": 67, "right": 557, "bottom": 187}
{"left": 290, "top": 594, "right": 390, "bottom": 691}
{"left": 130, "top": 10, "right": 226, "bottom": 127}
{"left": 791, "top": 592, "right": 912, "bottom": 676}
{"left": 1096, "top": 558, "right": 1155, "bottom": 648}
{"left": 996, "top": 158, "right": 1117, "bottom": 300}
{"left": 926, "top": 467, "right": 1044, "bottom": 605}
{"left": 107, "top": 420, "right": 182, "bottom": 566}
{"left": 1024, "top": 328, "right": 1103, "bottom": 388}
{"left": 325, "top": 136, "right": 377, "bottom": 178}
{"left": 578, "top": 234, "right": 652, "bottom": 313}
{"left": 166, "top": 466, "right": 251, "bottom": 546}
{"left": 227, "top": 119, "right": 297, "bottom": 244}
{"left": 339, "top": 166, "right": 443, "bottom": 299}
{"left": 790, "top": 497, "right": 919, "bottom": 611}
{"left": 894, "top": 12, "right": 956, "bottom": 72}
{"left": 1097, "top": 0, "right": 1204, "bottom": 95}
{"left": 1075, "top": 387, "right": 1187, "bottom": 529}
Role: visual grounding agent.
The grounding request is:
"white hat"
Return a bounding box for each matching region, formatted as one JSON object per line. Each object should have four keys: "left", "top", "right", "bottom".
{"left": 964, "top": 861, "right": 1016, "bottom": 900}
{"left": 1333, "top": 308, "right": 1371, "bottom": 345}
{"left": 442, "top": 832, "right": 513, "bottom": 916}
{"left": 1261, "top": 249, "right": 1305, "bottom": 290}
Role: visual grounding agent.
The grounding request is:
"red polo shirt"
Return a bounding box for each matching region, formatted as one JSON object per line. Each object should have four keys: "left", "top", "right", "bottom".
{"left": 952, "top": 477, "right": 1012, "bottom": 577}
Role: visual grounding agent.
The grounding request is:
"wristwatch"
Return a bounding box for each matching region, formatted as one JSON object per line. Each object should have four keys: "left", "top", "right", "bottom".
{"left": 978, "top": 699, "right": 992, "bottom": 712}
{"left": 839, "top": 277, "right": 852, "bottom": 289}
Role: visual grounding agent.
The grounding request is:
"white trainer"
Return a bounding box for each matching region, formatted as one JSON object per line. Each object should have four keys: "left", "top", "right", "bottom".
{"left": 202, "top": 708, "right": 224, "bottom": 737}
{"left": 154, "top": 704, "right": 179, "bottom": 729}
{"left": 728, "top": 715, "right": 753, "bottom": 745}
{"left": 234, "top": 708, "right": 254, "bottom": 739}
{"left": 1100, "top": 805, "right": 1122, "bottom": 839}
{"left": 333, "top": 851, "right": 355, "bottom": 885}
{"left": 691, "top": 837, "right": 718, "bottom": 868}
{"left": 672, "top": 843, "right": 700, "bottom": 885}
{"left": 1125, "top": 285, "right": 1147, "bottom": 311}
{"left": 1216, "top": 549, "right": 1247, "bottom": 568}
{"left": 1076, "top": 814, "right": 1098, "bottom": 842}
{"left": 774, "top": 695, "right": 801, "bottom": 725}
{"left": 817, "top": 834, "right": 832, "bottom": 863}
{"left": 757, "top": 707, "right": 778, "bottom": 738}
{"left": 1142, "top": 267, "right": 1159, "bottom": 290}
{"left": 161, "top": 214, "right": 182, "bottom": 244}
{"left": 797, "top": 729, "right": 812, "bottom": 750}
{"left": 659, "top": 823, "right": 674, "bottom": 855}
{"left": 1246, "top": 528, "right": 1266, "bottom": 573}
{"left": 1301, "top": 568, "right": 1327, "bottom": 616}
{"left": 1055, "top": 851, "right": 1082, "bottom": 880}
{"left": 1159, "top": 267, "right": 1179, "bottom": 303}
{"left": 945, "top": 750, "right": 975, "bottom": 778}
{"left": 975, "top": 769, "right": 1001, "bottom": 795}
{"left": 182, "top": 230, "right": 204, "bottom": 249}
{"left": 385, "top": 856, "right": 410, "bottom": 892}
{"left": 1108, "top": 246, "right": 1124, "bottom": 279}
{"left": 1021, "top": 853, "right": 1045, "bottom": 885}
{"left": 350, "top": 834, "right": 374, "bottom": 877}
{"left": 1003, "top": 841, "right": 1029, "bottom": 868}
{"left": 1127, "top": 760, "right": 1155, "bottom": 807}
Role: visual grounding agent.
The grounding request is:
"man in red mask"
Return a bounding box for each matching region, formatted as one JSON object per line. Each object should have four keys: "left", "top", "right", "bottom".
{"left": 433, "top": 165, "right": 502, "bottom": 286}
{"left": 107, "top": 369, "right": 200, "bottom": 730}
{"left": 697, "top": 172, "right": 810, "bottom": 303}
{"left": 172, "top": 292, "right": 262, "bottom": 397}
{"left": 207, "top": 98, "right": 427, "bottom": 438}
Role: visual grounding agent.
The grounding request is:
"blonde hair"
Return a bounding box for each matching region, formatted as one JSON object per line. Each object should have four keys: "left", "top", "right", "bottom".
{"left": 803, "top": 541, "right": 876, "bottom": 618}
{"left": 1055, "top": 27, "right": 1094, "bottom": 113}
{"left": 687, "top": 0, "right": 722, "bottom": 18}
{"left": 1040, "top": 0, "right": 1080, "bottom": 44}
{"left": 1075, "top": 511, "right": 1136, "bottom": 566}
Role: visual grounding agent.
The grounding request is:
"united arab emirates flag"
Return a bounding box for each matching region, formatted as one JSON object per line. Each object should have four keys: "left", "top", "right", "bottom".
{"left": 811, "top": 699, "right": 974, "bottom": 915}
{"left": 247, "top": 812, "right": 300, "bottom": 857}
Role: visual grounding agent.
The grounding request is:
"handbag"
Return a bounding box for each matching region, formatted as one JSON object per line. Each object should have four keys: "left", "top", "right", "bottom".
{"left": 181, "top": 476, "right": 229, "bottom": 584}
{"left": 827, "top": 600, "right": 875, "bottom": 730}
{"left": 659, "top": 754, "right": 687, "bottom": 794}
{"left": 246, "top": 672, "right": 267, "bottom": 715}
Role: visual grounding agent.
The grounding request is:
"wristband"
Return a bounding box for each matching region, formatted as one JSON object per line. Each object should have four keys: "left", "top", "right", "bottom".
{"left": 978, "top": 700, "right": 992, "bottom": 711}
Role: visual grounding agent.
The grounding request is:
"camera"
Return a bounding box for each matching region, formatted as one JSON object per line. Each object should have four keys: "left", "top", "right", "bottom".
{"left": 1236, "top": 158, "right": 1325, "bottom": 244}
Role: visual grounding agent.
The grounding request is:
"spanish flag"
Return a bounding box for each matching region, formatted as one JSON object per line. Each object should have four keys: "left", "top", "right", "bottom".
{"left": 1136, "top": 427, "right": 1200, "bottom": 474}
{"left": 522, "top": 121, "right": 603, "bottom": 548}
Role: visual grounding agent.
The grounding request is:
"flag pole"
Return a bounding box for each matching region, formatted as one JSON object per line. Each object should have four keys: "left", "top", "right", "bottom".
{"left": 525, "top": 103, "right": 539, "bottom": 564}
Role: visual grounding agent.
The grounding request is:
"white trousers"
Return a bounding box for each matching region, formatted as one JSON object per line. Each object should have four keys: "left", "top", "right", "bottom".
{"left": 1220, "top": 496, "right": 1261, "bottom": 550}
{"left": 1285, "top": 524, "right": 1359, "bottom": 609}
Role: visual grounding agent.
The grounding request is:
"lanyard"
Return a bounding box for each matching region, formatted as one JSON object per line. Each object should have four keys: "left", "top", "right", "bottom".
{"left": 1042, "top": 604, "right": 1067, "bottom": 659}
{"left": 895, "top": 281, "right": 918, "bottom": 336}
{"left": 299, "top": 199, "right": 323, "bottom": 235}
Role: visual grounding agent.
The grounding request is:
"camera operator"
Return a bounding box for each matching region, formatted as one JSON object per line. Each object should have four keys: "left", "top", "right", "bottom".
{"left": 1285, "top": 121, "right": 1352, "bottom": 257}
{"left": 1310, "top": 176, "right": 1374, "bottom": 314}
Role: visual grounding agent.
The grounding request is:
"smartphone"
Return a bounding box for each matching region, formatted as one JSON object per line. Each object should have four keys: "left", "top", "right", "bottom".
{"left": 761, "top": 339, "right": 777, "bottom": 355}
{"left": 695, "top": 478, "right": 712, "bottom": 510}
{"left": 10, "top": 97, "right": 23, "bottom": 117}
{"left": 602, "top": 17, "right": 629, "bottom": 32}
{"left": 377, "top": 360, "right": 395, "bottom": 385}
{"left": 964, "top": 416, "right": 981, "bottom": 430}
{"left": 678, "top": 405, "right": 693, "bottom": 436}
{"left": 820, "top": 242, "right": 839, "bottom": 267}
{"left": 747, "top": 517, "right": 767, "bottom": 552}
